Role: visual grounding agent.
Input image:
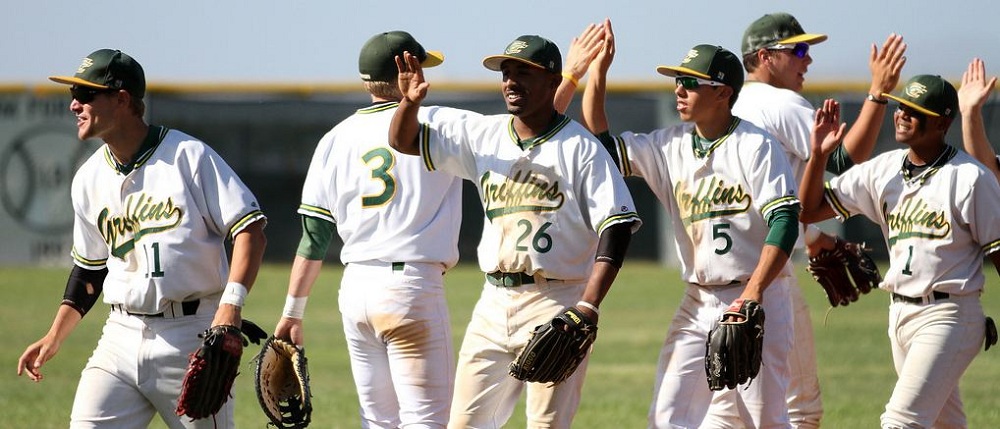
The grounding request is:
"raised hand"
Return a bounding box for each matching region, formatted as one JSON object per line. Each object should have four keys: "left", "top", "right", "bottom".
{"left": 396, "top": 51, "right": 429, "bottom": 105}
{"left": 564, "top": 22, "right": 607, "bottom": 84}
{"left": 591, "top": 18, "right": 616, "bottom": 76}
{"left": 959, "top": 58, "right": 996, "bottom": 113}
{"left": 812, "top": 98, "right": 847, "bottom": 157}
{"left": 869, "top": 33, "right": 907, "bottom": 96}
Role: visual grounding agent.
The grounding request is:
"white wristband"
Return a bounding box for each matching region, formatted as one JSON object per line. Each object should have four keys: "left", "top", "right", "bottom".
{"left": 220, "top": 282, "right": 248, "bottom": 308}
{"left": 283, "top": 295, "right": 308, "bottom": 319}
{"left": 576, "top": 300, "right": 600, "bottom": 315}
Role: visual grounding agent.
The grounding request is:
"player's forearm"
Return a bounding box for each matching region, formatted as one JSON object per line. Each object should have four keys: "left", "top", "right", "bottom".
{"left": 46, "top": 304, "right": 84, "bottom": 344}
{"left": 840, "top": 97, "right": 887, "bottom": 164}
{"left": 962, "top": 107, "right": 1000, "bottom": 181}
{"left": 742, "top": 245, "right": 791, "bottom": 303}
{"left": 554, "top": 78, "right": 578, "bottom": 115}
{"left": 228, "top": 219, "right": 267, "bottom": 291}
{"left": 287, "top": 256, "right": 323, "bottom": 299}
{"left": 389, "top": 99, "right": 422, "bottom": 155}
{"left": 581, "top": 67, "right": 609, "bottom": 135}
{"left": 799, "top": 155, "right": 835, "bottom": 223}
{"left": 579, "top": 261, "right": 619, "bottom": 318}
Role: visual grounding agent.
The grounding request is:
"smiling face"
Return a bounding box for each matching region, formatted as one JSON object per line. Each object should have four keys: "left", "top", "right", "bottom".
{"left": 892, "top": 103, "right": 954, "bottom": 148}
{"left": 499, "top": 60, "right": 559, "bottom": 119}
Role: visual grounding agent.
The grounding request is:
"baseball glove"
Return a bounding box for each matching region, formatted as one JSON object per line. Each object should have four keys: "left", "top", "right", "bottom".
{"left": 176, "top": 319, "right": 267, "bottom": 420}
{"left": 253, "top": 336, "right": 312, "bottom": 428}
{"left": 509, "top": 306, "right": 598, "bottom": 385}
{"left": 705, "top": 298, "right": 765, "bottom": 391}
{"left": 807, "top": 238, "right": 882, "bottom": 307}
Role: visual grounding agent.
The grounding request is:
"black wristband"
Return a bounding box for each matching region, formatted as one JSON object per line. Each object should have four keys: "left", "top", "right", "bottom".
{"left": 866, "top": 93, "right": 888, "bottom": 105}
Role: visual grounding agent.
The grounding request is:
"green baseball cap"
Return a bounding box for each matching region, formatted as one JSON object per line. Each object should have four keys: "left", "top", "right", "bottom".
{"left": 741, "top": 13, "right": 827, "bottom": 56}
{"left": 656, "top": 44, "right": 744, "bottom": 90}
{"left": 482, "top": 35, "right": 562, "bottom": 74}
{"left": 49, "top": 49, "right": 145, "bottom": 98}
{"left": 358, "top": 31, "right": 444, "bottom": 82}
{"left": 882, "top": 75, "right": 958, "bottom": 118}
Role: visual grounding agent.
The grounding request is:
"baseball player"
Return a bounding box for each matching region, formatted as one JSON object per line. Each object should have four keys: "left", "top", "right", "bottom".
{"left": 271, "top": 31, "right": 477, "bottom": 428}
{"left": 580, "top": 26, "right": 800, "bottom": 428}
{"left": 958, "top": 57, "right": 1000, "bottom": 181}
{"left": 16, "top": 49, "right": 267, "bottom": 429}
{"left": 389, "top": 34, "right": 641, "bottom": 429}
{"left": 731, "top": 13, "right": 906, "bottom": 428}
{"left": 801, "top": 78, "right": 1000, "bottom": 428}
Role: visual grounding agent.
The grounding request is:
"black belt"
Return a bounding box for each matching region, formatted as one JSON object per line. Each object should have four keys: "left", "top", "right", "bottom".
{"left": 891, "top": 291, "right": 950, "bottom": 305}
{"left": 486, "top": 272, "right": 540, "bottom": 287}
{"left": 112, "top": 300, "right": 200, "bottom": 318}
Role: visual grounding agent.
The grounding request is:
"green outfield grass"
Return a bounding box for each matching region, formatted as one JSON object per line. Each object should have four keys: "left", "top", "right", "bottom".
{"left": 3, "top": 262, "right": 999, "bottom": 428}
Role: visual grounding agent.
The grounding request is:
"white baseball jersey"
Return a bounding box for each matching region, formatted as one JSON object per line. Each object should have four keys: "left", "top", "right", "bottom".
{"left": 825, "top": 146, "right": 1000, "bottom": 297}
{"left": 416, "top": 114, "right": 640, "bottom": 280}
{"left": 70, "top": 126, "right": 266, "bottom": 314}
{"left": 732, "top": 82, "right": 814, "bottom": 180}
{"left": 298, "top": 102, "right": 476, "bottom": 267}
{"left": 608, "top": 118, "right": 799, "bottom": 285}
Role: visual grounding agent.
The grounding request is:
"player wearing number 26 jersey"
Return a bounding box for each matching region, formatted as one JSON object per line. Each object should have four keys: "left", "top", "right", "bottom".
{"left": 802, "top": 75, "right": 1000, "bottom": 428}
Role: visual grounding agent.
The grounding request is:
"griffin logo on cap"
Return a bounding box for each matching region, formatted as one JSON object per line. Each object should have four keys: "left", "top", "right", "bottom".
{"left": 681, "top": 49, "right": 699, "bottom": 64}
{"left": 904, "top": 82, "right": 929, "bottom": 99}
{"left": 76, "top": 57, "right": 95, "bottom": 74}
{"left": 506, "top": 41, "right": 529, "bottom": 54}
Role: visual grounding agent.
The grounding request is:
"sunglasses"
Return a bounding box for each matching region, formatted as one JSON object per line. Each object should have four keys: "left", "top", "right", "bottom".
{"left": 767, "top": 42, "right": 810, "bottom": 59}
{"left": 70, "top": 86, "right": 116, "bottom": 104}
{"left": 895, "top": 103, "right": 927, "bottom": 121}
{"left": 675, "top": 76, "right": 726, "bottom": 90}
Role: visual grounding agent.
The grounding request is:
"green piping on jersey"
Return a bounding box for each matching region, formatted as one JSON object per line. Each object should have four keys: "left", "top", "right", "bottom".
{"left": 229, "top": 210, "right": 265, "bottom": 240}
{"left": 358, "top": 101, "right": 399, "bottom": 114}
{"left": 507, "top": 114, "right": 571, "bottom": 151}
{"left": 103, "top": 125, "right": 168, "bottom": 174}
{"left": 612, "top": 135, "right": 631, "bottom": 177}
{"left": 983, "top": 238, "right": 1000, "bottom": 255}
{"left": 419, "top": 123, "right": 435, "bottom": 171}
{"left": 824, "top": 182, "right": 851, "bottom": 219}
{"left": 597, "top": 212, "right": 641, "bottom": 233}
{"left": 900, "top": 145, "right": 957, "bottom": 185}
{"left": 760, "top": 195, "right": 799, "bottom": 217}
{"left": 299, "top": 203, "right": 333, "bottom": 219}
{"left": 690, "top": 118, "right": 741, "bottom": 159}
{"left": 71, "top": 247, "right": 108, "bottom": 268}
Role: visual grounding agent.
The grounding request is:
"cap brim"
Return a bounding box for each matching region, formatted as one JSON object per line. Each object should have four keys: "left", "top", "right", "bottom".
{"left": 422, "top": 50, "right": 444, "bottom": 68}
{"left": 48, "top": 76, "right": 109, "bottom": 89}
{"left": 482, "top": 55, "right": 546, "bottom": 72}
{"left": 655, "top": 66, "right": 711, "bottom": 80}
{"left": 778, "top": 33, "right": 828, "bottom": 46}
{"left": 882, "top": 93, "right": 941, "bottom": 117}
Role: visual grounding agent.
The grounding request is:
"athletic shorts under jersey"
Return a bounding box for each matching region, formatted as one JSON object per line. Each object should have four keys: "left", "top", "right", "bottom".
{"left": 825, "top": 146, "right": 1000, "bottom": 297}
{"left": 70, "top": 126, "right": 265, "bottom": 314}
{"left": 415, "top": 114, "right": 640, "bottom": 281}
{"left": 607, "top": 118, "right": 799, "bottom": 285}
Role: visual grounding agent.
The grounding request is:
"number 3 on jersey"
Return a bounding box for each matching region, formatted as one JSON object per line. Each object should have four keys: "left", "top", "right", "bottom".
{"left": 361, "top": 148, "right": 396, "bottom": 207}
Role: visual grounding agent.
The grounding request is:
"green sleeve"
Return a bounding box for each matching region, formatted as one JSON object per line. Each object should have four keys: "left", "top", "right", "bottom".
{"left": 824, "top": 145, "right": 855, "bottom": 175}
{"left": 764, "top": 204, "right": 801, "bottom": 255}
{"left": 595, "top": 131, "right": 622, "bottom": 172}
{"left": 295, "top": 215, "right": 335, "bottom": 260}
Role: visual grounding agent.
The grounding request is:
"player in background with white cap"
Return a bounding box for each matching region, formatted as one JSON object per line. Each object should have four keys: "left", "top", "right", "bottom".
{"left": 17, "top": 48, "right": 267, "bottom": 428}
{"left": 580, "top": 22, "right": 801, "bottom": 427}
{"left": 271, "top": 31, "right": 477, "bottom": 428}
{"left": 801, "top": 76, "right": 1000, "bottom": 429}
{"left": 732, "top": 13, "right": 907, "bottom": 428}
{"left": 390, "top": 34, "right": 641, "bottom": 429}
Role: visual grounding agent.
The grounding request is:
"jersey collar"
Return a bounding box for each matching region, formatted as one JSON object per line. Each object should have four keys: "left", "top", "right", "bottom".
{"left": 358, "top": 101, "right": 399, "bottom": 114}
{"left": 690, "top": 117, "right": 741, "bottom": 159}
{"left": 103, "top": 125, "right": 168, "bottom": 175}
{"left": 900, "top": 144, "right": 956, "bottom": 185}
{"left": 507, "top": 113, "right": 571, "bottom": 151}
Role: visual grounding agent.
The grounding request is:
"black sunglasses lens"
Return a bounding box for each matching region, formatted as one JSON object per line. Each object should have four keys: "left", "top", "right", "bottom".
{"left": 676, "top": 77, "right": 698, "bottom": 89}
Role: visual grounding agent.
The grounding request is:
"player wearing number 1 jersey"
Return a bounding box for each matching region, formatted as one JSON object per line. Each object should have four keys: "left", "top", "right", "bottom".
{"left": 802, "top": 77, "right": 1000, "bottom": 428}
{"left": 390, "top": 34, "right": 640, "bottom": 428}
{"left": 272, "top": 31, "right": 477, "bottom": 428}
{"left": 17, "top": 49, "right": 267, "bottom": 429}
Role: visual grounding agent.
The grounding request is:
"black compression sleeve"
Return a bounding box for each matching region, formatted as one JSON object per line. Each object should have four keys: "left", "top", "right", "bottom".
{"left": 62, "top": 266, "right": 107, "bottom": 317}
{"left": 595, "top": 222, "right": 634, "bottom": 268}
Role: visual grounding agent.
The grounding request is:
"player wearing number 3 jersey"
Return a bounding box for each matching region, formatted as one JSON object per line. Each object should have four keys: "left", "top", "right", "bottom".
{"left": 390, "top": 34, "right": 640, "bottom": 429}
{"left": 272, "top": 31, "right": 479, "bottom": 428}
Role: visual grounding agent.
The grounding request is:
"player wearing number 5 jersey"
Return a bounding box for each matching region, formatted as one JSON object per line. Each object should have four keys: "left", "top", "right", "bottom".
{"left": 390, "top": 35, "right": 640, "bottom": 428}
{"left": 17, "top": 49, "right": 267, "bottom": 429}
{"left": 801, "top": 77, "right": 1000, "bottom": 428}
{"left": 272, "top": 31, "right": 478, "bottom": 428}
{"left": 580, "top": 30, "right": 800, "bottom": 427}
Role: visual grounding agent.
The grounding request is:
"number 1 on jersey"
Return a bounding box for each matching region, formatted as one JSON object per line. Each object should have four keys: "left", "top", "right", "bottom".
{"left": 143, "top": 242, "right": 165, "bottom": 278}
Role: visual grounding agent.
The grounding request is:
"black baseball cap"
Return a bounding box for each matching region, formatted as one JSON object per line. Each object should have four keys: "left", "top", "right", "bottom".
{"left": 741, "top": 13, "right": 827, "bottom": 56}
{"left": 49, "top": 49, "right": 146, "bottom": 98}
{"left": 656, "top": 44, "right": 744, "bottom": 91}
{"left": 482, "top": 35, "right": 562, "bottom": 74}
{"left": 358, "top": 31, "right": 444, "bottom": 82}
{"left": 882, "top": 75, "right": 959, "bottom": 118}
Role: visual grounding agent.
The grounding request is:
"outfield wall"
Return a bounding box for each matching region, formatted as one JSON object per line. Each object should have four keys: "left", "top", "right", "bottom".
{"left": 2, "top": 84, "right": 998, "bottom": 266}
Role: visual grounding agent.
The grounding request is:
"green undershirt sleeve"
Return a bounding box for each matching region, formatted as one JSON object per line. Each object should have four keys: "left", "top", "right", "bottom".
{"left": 825, "top": 145, "right": 855, "bottom": 175}
{"left": 296, "top": 215, "right": 335, "bottom": 260}
{"left": 764, "top": 204, "right": 801, "bottom": 255}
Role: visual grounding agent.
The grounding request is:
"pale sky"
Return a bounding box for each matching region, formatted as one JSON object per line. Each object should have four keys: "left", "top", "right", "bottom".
{"left": 4, "top": 0, "right": 999, "bottom": 88}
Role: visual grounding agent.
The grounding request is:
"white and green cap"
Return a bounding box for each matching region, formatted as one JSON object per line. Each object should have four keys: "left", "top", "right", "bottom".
{"left": 49, "top": 49, "right": 146, "bottom": 98}
{"left": 656, "top": 44, "right": 744, "bottom": 90}
{"left": 882, "top": 75, "right": 959, "bottom": 118}
{"left": 483, "top": 35, "right": 562, "bottom": 74}
{"left": 741, "top": 13, "right": 827, "bottom": 56}
{"left": 359, "top": 31, "right": 444, "bottom": 82}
